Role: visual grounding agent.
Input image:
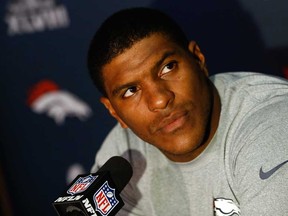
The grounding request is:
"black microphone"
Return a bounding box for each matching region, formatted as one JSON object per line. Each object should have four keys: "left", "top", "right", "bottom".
{"left": 52, "top": 156, "right": 133, "bottom": 216}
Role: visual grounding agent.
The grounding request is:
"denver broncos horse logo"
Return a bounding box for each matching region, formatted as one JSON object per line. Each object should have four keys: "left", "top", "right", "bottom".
{"left": 214, "top": 198, "right": 241, "bottom": 216}
{"left": 27, "top": 79, "right": 92, "bottom": 125}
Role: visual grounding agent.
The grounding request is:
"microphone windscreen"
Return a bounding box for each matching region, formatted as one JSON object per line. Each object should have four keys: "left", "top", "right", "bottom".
{"left": 97, "top": 156, "right": 133, "bottom": 192}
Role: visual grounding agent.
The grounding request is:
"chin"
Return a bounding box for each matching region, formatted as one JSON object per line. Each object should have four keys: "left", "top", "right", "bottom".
{"left": 160, "top": 137, "right": 205, "bottom": 162}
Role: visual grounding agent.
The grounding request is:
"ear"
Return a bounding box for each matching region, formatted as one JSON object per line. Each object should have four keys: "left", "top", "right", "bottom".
{"left": 100, "top": 97, "right": 128, "bottom": 128}
{"left": 188, "top": 41, "right": 208, "bottom": 76}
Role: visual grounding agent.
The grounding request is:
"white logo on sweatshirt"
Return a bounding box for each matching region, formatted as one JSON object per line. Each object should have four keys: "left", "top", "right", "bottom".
{"left": 214, "top": 198, "right": 241, "bottom": 216}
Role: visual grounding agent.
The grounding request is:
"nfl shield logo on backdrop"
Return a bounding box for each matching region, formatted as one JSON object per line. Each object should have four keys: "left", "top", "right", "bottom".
{"left": 67, "top": 175, "right": 97, "bottom": 195}
{"left": 94, "top": 181, "right": 119, "bottom": 215}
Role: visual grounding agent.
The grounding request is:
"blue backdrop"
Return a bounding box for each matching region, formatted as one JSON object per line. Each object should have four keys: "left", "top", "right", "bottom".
{"left": 0, "top": 0, "right": 287, "bottom": 215}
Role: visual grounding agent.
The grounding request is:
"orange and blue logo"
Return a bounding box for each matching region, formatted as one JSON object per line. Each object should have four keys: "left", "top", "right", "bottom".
{"left": 27, "top": 79, "right": 92, "bottom": 125}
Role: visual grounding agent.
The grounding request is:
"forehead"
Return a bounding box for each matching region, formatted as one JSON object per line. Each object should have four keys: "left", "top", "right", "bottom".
{"left": 103, "top": 34, "right": 184, "bottom": 73}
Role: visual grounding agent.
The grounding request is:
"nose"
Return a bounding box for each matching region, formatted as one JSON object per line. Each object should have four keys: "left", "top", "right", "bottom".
{"left": 146, "top": 81, "right": 174, "bottom": 112}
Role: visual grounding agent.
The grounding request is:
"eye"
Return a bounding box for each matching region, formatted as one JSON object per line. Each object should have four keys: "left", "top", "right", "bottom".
{"left": 123, "top": 86, "right": 138, "bottom": 98}
{"left": 161, "top": 61, "right": 177, "bottom": 76}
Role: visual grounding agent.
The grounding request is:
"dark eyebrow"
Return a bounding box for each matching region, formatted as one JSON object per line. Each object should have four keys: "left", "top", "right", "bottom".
{"left": 111, "top": 50, "right": 177, "bottom": 97}
{"left": 152, "top": 50, "right": 177, "bottom": 73}
{"left": 112, "top": 82, "right": 136, "bottom": 96}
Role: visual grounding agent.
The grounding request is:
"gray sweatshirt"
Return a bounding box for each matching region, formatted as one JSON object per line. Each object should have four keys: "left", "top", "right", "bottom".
{"left": 91, "top": 72, "right": 288, "bottom": 216}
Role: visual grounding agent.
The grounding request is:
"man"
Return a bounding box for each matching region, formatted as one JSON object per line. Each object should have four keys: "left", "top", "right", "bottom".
{"left": 87, "top": 7, "right": 288, "bottom": 215}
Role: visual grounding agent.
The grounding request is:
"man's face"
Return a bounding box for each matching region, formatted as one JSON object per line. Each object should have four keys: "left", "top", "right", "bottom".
{"left": 101, "top": 33, "right": 220, "bottom": 162}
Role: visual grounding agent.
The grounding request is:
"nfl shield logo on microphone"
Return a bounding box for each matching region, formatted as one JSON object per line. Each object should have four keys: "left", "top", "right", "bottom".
{"left": 94, "top": 181, "right": 119, "bottom": 215}
{"left": 67, "top": 175, "right": 97, "bottom": 195}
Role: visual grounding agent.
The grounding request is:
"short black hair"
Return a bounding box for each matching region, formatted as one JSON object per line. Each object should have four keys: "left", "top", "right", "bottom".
{"left": 87, "top": 7, "right": 189, "bottom": 96}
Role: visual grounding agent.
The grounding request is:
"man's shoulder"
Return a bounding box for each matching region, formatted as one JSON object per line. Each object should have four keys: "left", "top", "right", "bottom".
{"left": 210, "top": 71, "right": 288, "bottom": 87}
{"left": 210, "top": 72, "right": 288, "bottom": 102}
{"left": 213, "top": 72, "right": 288, "bottom": 156}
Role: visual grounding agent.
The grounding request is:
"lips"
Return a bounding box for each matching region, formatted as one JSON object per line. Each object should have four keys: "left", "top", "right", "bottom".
{"left": 156, "top": 111, "right": 188, "bottom": 133}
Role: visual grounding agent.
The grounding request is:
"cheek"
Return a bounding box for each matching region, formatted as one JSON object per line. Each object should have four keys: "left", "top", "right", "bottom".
{"left": 182, "top": 71, "right": 208, "bottom": 97}
{"left": 122, "top": 114, "right": 153, "bottom": 143}
{"left": 116, "top": 103, "right": 149, "bottom": 127}
{"left": 171, "top": 76, "right": 199, "bottom": 99}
